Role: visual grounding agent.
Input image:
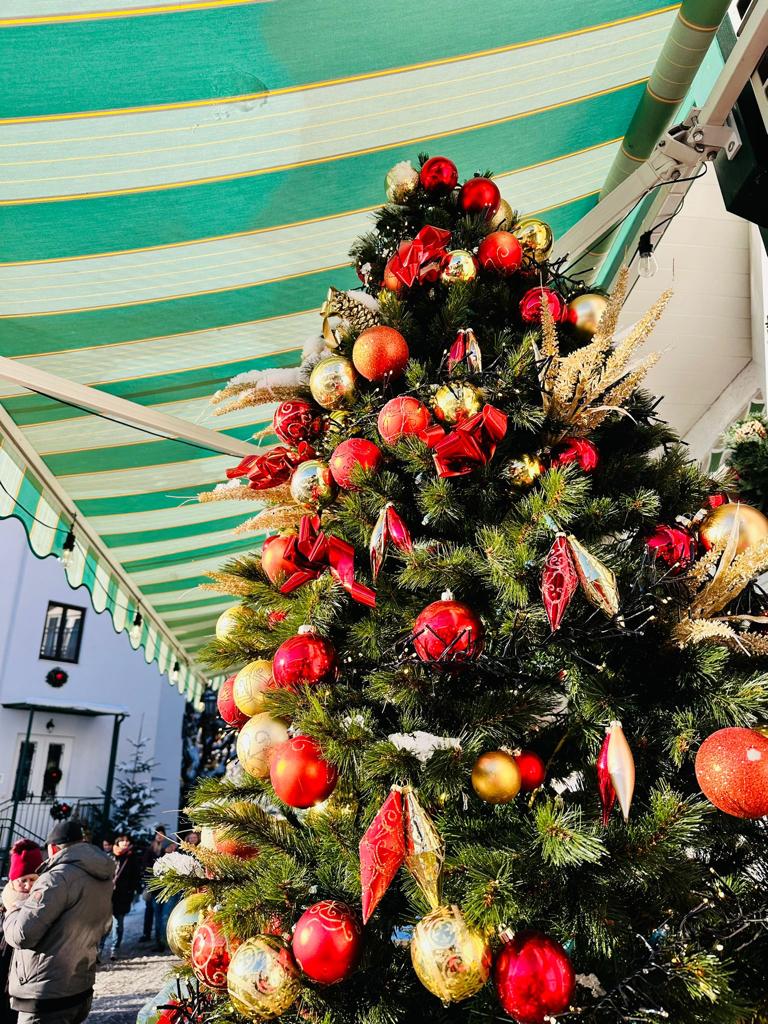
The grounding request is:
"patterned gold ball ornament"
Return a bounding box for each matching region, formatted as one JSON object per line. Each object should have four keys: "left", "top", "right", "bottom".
{"left": 215, "top": 606, "right": 244, "bottom": 641}
{"left": 507, "top": 453, "right": 544, "bottom": 489}
{"left": 236, "top": 713, "right": 289, "bottom": 779}
{"left": 489, "top": 198, "right": 514, "bottom": 231}
{"left": 233, "top": 659, "right": 274, "bottom": 717}
{"left": 432, "top": 383, "right": 483, "bottom": 425}
{"left": 699, "top": 502, "right": 768, "bottom": 555}
{"left": 471, "top": 750, "right": 522, "bottom": 804}
{"left": 166, "top": 895, "right": 202, "bottom": 959}
{"left": 289, "top": 459, "right": 337, "bottom": 507}
{"left": 326, "top": 409, "right": 351, "bottom": 436}
{"left": 227, "top": 937, "right": 302, "bottom": 1019}
{"left": 566, "top": 293, "right": 609, "bottom": 341}
{"left": 385, "top": 160, "right": 420, "bottom": 203}
{"left": 309, "top": 355, "right": 357, "bottom": 409}
{"left": 512, "top": 217, "right": 554, "bottom": 262}
{"left": 439, "top": 250, "right": 478, "bottom": 285}
{"left": 410, "top": 905, "right": 492, "bottom": 1004}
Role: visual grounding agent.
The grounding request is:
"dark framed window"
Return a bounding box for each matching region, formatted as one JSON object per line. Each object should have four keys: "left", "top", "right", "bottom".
{"left": 40, "top": 602, "right": 85, "bottom": 663}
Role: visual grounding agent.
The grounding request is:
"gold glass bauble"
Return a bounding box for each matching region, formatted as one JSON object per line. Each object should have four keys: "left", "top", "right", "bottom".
{"left": 166, "top": 895, "right": 201, "bottom": 959}
{"left": 471, "top": 750, "right": 522, "bottom": 804}
{"left": 512, "top": 217, "right": 554, "bottom": 262}
{"left": 236, "top": 713, "right": 289, "bottom": 779}
{"left": 432, "top": 383, "right": 483, "bottom": 425}
{"left": 289, "top": 459, "right": 336, "bottom": 507}
{"left": 698, "top": 502, "right": 768, "bottom": 555}
{"left": 410, "top": 905, "right": 492, "bottom": 1004}
{"left": 309, "top": 355, "right": 357, "bottom": 410}
{"left": 233, "top": 659, "right": 274, "bottom": 717}
{"left": 489, "top": 198, "right": 514, "bottom": 231}
{"left": 439, "top": 250, "right": 478, "bottom": 285}
{"left": 227, "top": 937, "right": 301, "bottom": 1020}
{"left": 385, "top": 160, "right": 420, "bottom": 204}
{"left": 566, "top": 293, "right": 608, "bottom": 340}
{"left": 215, "top": 606, "right": 244, "bottom": 641}
{"left": 507, "top": 453, "right": 544, "bottom": 489}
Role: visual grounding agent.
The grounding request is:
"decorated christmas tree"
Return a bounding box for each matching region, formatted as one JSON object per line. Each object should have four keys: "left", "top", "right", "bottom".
{"left": 151, "top": 155, "right": 768, "bottom": 1024}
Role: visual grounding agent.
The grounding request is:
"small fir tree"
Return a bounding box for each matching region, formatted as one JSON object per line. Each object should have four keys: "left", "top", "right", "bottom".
{"left": 107, "top": 735, "right": 159, "bottom": 837}
{"left": 154, "top": 154, "right": 768, "bottom": 1024}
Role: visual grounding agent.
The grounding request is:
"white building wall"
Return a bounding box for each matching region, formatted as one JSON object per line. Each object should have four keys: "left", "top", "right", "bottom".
{"left": 0, "top": 516, "right": 185, "bottom": 837}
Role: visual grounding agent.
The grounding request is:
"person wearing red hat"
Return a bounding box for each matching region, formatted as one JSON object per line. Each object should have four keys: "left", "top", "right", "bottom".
{"left": 1, "top": 840, "right": 45, "bottom": 1024}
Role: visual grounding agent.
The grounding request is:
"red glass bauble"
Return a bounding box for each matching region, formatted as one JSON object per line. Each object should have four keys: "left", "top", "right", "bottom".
{"left": 413, "top": 596, "right": 484, "bottom": 664}
{"left": 382, "top": 263, "right": 405, "bottom": 294}
{"left": 458, "top": 177, "right": 501, "bottom": 219}
{"left": 377, "top": 396, "right": 432, "bottom": 444}
{"left": 695, "top": 727, "right": 768, "bottom": 818}
{"left": 515, "top": 750, "right": 547, "bottom": 792}
{"left": 261, "top": 533, "right": 295, "bottom": 586}
{"left": 352, "top": 326, "right": 410, "bottom": 382}
{"left": 519, "top": 287, "right": 564, "bottom": 324}
{"left": 272, "top": 400, "right": 321, "bottom": 446}
{"left": 706, "top": 492, "right": 728, "bottom": 509}
{"left": 551, "top": 437, "right": 599, "bottom": 473}
{"left": 291, "top": 900, "right": 362, "bottom": 984}
{"left": 213, "top": 827, "right": 259, "bottom": 860}
{"left": 645, "top": 524, "right": 696, "bottom": 573}
{"left": 477, "top": 231, "right": 523, "bottom": 275}
{"left": 191, "top": 916, "right": 231, "bottom": 990}
{"left": 419, "top": 156, "right": 459, "bottom": 194}
{"left": 494, "top": 931, "right": 575, "bottom": 1024}
{"left": 329, "top": 438, "right": 383, "bottom": 490}
{"left": 272, "top": 631, "right": 337, "bottom": 689}
{"left": 217, "top": 675, "right": 250, "bottom": 729}
{"left": 270, "top": 735, "right": 338, "bottom": 808}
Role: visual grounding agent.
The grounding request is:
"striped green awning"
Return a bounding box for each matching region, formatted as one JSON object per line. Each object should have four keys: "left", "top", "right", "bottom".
{"left": 0, "top": 0, "right": 684, "bottom": 695}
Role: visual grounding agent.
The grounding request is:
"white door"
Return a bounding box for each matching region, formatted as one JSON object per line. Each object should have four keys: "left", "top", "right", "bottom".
{"left": 12, "top": 733, "right": 73, "bottom": 800}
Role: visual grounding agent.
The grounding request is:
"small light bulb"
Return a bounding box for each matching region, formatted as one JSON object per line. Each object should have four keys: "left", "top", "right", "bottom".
{"left": 171, "top": 660, "right": 180, "bottom": 684}
{"left": 59, "top": 526, "right": 76, "bottom": 569}
{"left": 130, "top": 611, "right": 143, "bottom": 645}
{"left": 637, "top": 231, "right": 658, "bottom": 279}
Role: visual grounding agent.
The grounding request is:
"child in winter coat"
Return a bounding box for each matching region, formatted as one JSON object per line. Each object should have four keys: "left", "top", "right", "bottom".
{"left": 0, "top": 840, "right": 44, "bottom": 1024}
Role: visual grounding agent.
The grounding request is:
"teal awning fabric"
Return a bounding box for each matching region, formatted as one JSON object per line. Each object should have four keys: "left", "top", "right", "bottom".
{"left": 0, "top": 0, "right": 684, "bottom": 688}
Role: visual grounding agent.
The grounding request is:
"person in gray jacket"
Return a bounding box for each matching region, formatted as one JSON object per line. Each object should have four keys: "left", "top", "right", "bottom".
{"left": 2, "top": 820, "right": 114, "bottom": 1024}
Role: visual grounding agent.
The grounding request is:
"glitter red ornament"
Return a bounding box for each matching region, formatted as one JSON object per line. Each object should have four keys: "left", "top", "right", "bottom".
{"left": 272, "top": 401, "right": 321, "bottom": 446}
{"left": 413, "top": 592, "right": 484, "bottom": 664}
{"left": 518, "top": 287, "right": 564, "bottom": 324}
{"left": 261, "top": 533, "right": 295, "bottom": 586}
{"left": 329, "top": 438, "right": 383, "bottom": 490}
{"left": 477, "top": 231, "right": 523, "bottom": 275}
{"left": 541, "top": 534, "right": 579, "bottom": 632}
{"left": 359, "top": 788, "right": 405, "bottom": 923}
{"left": 515, "top": 750, "right": 546, "bottom": 792}
{"left": 377, "top": 395, "right": 432, "bottom": 444}
{"left": 272, "top": 629, "right": 337, "bottom": 689}
{"left": 352, "top": 326, "right": 410, "bottom": 382}
{"left": 695, "top": 727, "right": 768, "bottom": 818}
{"left": 458, "top": 177, "right": 500, "bottom": 219}
{"left": 493, "top": 931, "right": 575, "bottom": 1024}
{"left": 645, "top": 524, "right": 696, "bottom": 573}
{"left": 419, "top": 156, "right": 459, "bottom": 194}
{"left": 217, "top": 675, "right": 250, "bottom": 730}
{"left": 551, "top": 437, "right": 599, "bottom": 473}
{"left": 291, "top": 901, "right": 362, "bottom": 984}
{"left": 270, "top": 735, "right": 338, "bottom": 808}
{"left": 191, "top": 916, "right": 231, "bottom": 990}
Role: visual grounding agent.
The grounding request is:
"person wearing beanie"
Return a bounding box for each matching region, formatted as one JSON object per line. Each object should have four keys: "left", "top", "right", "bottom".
{"left": 0, "top": 840, "right": 44, "bottom": 1024}
{"left": 2, "top": 820, "right": 113, "bottom": 1024}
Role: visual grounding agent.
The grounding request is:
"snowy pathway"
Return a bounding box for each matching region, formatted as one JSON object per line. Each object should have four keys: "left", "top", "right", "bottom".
{"left": 91, "top": 902, "right": 176, "bottom": 1024}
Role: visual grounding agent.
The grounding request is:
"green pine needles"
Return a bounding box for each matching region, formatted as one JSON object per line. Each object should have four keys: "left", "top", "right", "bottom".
{"left": 157, "top": 156, "right": 768, "bottom": 1024}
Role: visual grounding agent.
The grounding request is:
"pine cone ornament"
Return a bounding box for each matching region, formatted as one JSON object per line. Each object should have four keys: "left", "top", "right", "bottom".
{"left": 320, "top": 287, "right": 381, "bottom": 347}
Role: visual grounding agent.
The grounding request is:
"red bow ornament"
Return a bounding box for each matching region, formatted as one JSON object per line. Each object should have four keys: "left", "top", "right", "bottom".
{"left": 280, "top": 514, "right": 376, "bottom": 607}
{"left": 432, "top": 405, "right": 508, "bottom": 478}
{"left": 385, "top": 226, "right": 452, "bottom": 288}
{"left": 227, "top": 442, "right": 314, "bottom": 490}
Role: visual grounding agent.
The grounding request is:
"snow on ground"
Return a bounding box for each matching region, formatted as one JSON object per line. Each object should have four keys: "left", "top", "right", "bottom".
{"left": 92, "top": 901, "right": 176, "bottom": 1024}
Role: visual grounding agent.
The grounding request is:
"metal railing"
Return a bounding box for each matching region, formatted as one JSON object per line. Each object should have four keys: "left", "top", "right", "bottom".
{"left": 0, "top": 796, "right": 101, "bottom": 876}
